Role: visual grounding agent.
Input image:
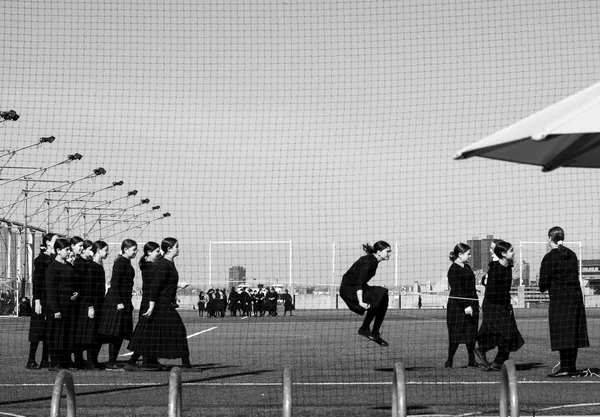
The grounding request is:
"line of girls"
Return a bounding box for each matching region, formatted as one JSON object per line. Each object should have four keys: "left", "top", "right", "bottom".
{"left": 26, "top": 234, "right": 193, "bottom": 372}
{"left": 445, "top": 227, "right": 589, "bottom": 377}
{"left": 197, "top": 287, "right": 281, "bottom": 317}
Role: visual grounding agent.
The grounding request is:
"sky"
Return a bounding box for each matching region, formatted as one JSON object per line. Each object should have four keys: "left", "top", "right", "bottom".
{"left": 2, "top": 0, "right": 600, "bottom": 289}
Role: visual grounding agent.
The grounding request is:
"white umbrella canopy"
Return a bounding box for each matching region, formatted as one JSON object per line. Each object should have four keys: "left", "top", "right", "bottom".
{"left": 454, "top": 80, "right": 600, "bottom": 172}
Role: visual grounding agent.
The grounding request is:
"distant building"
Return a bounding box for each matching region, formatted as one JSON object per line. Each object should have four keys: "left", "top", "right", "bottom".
{"left": 467, "top": 235, "right": 495, "bottom": 271}
{"left": 582, "top": 259, "right": 600, "bottom": 294}
{"left": 228, "top": 265, "right": 246, "bottom": 288}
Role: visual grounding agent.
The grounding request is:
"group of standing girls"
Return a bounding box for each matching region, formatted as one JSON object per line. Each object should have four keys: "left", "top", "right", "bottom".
{"left": 26, "top": 234, "right": 192, "bottom": 372}
{"left": 446, "top": 226, "right": 589, "bottom": 377}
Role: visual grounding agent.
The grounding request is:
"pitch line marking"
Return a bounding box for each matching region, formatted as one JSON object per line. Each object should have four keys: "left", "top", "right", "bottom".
{"left": 120, "top": 326, "right": 217, "bottom": 356}
{"left": 0, "top": 412, "right": 27, "bottom": 417}
{"left": 187, "top": 326, "right": 217, "bottom": 339}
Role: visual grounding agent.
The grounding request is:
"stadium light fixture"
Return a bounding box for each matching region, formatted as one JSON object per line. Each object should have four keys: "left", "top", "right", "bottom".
{"left": 0, "top": 110, "right": 19, "bottom": 121}
{"left": 0, "top": 136, "right": 56, "bottom": 160}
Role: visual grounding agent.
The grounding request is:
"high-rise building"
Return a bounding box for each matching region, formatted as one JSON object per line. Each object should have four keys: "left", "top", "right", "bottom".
{"left": 467, "top": 235, "right": 495, "bottom": 271}
{"left": 228, "top": 265, "right": 246, "bottom": 288}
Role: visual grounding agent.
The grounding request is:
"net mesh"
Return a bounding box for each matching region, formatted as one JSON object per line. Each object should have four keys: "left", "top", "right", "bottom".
{"left": 1, "top": 0, "right": 600, "bottom": 414}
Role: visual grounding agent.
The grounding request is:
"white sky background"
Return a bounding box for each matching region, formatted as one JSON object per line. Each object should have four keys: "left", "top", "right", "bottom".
{"left": 2, "top": 0, "right": 600, "bottom": 288}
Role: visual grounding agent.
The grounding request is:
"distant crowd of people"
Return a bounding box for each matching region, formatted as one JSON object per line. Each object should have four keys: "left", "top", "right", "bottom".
{"left": 0, "top": 291, "right": 16, "bottom": 315}
{"left": 197, "top": 287, "right": 295, "bottom": 317}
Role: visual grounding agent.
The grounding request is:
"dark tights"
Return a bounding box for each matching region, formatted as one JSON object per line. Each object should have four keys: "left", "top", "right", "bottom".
{"left": 108, "top": 339, "right": 123, "bottom": 364}
{"left": 360, "top": 293, "right": 389, "bottom": 334}
{"left": 559, "top": 348, "right": 578, "bottom": 372}
{"left": 28, "top": 341, "right": 49, "bottom": 363}
{"left": 447, "top": 342, "right": 476, "bottom": 364}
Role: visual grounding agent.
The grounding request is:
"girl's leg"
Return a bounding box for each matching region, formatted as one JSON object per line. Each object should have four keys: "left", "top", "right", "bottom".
{"left": 466, "top": 342, "right": 477, "bottom": 366}
{"left": 371, "top": 293, "right": 389, "bottom": 335}
{"left": 446, "top": 342, "right": 459, "bottom": 368}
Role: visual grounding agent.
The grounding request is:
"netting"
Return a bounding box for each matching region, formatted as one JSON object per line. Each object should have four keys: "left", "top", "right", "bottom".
{"left": 2, "top": 0, "right": 600, "bottom": 415}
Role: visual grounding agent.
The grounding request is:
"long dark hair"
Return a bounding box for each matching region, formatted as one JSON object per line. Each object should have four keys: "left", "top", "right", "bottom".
{"left": 449, "top": 243, "right": 470, "bottom": 262}
{"left": 90, "top": 240, "right": 108, "bottom": 255}
{"left": 362, "top": 241, "right": 390, "bottom": 254}
{"left": 493, "top": 240, "right": 514, "bottom": 267}
{"left": 161, "top": 237, "right": 178, "bottom": 254}
{"left": 548, "top": 226, "right": 568, "bottom": 259}
{"left": 139, "top": 241, "right": 160, "bottom": 269}
{"left": 40, "top": 233, "right": 56, "bottom": 254}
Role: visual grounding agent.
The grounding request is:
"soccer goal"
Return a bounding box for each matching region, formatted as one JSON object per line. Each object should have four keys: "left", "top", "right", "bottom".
{"left": 519, "top": 241, "right": 582, "bottom": 287}
{"left": 208, "top": 240, "right": 292, "bottom": 289}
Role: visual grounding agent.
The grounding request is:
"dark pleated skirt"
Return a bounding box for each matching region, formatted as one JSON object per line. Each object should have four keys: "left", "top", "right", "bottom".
{"left": 46, "top": 313, "right": 73, "bottom": 351}
{"left": 477, "top": 303, "right": 524, "bottom": 352}
{"left": 73, "top": 306, "right": 102, "bottom": 347}
{"left": 128, "top": 302, "right": 189, "bottom": 358}
{"left": 97, "top": 303, "right": 133, "bottom": 340}
{"left": 28, "top": 311, "right": 47, "bottom": 342}
{"left": 446, "top": 299, "right": 479, "bottom": 344}
{"left": 339, "top": 283, "right": 388, "bottom": 316}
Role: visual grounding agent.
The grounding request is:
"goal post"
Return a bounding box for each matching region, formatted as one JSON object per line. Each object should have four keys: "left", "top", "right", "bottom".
{"left": 519, "top": 241, "right": 582, "bottom": 287}
{"left": 208, "top": 240, "right": 292, "bottom": 289}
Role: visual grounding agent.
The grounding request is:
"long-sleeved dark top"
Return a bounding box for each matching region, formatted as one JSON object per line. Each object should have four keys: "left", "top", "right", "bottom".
{"left": 45, "top": 259, "right": 76, "bottom": 314}
{"left": 483, "top": 261, "right": 512, "bottom": 306}
{"left": 539, "top": 247, "right": 580, "bottom": 294}
{"left": 341, "top": 254, "right": 378, "bottom": 287}
{"left": 447, "top": 262, "right": 478, "bottom": 308}
{"left": 149, "top": 257, "right": 179, "bottom": 304}
{"left": 32, "top": 253, "right": 53, "bottom": 305}
{"left": 107, "top": 255, "right": 135, "bottom": 306}
{"left": 83, "top": 261, "right": 106, "bottom": 308}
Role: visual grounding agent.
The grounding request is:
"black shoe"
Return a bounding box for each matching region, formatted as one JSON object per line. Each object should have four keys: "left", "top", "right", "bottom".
{"left": 105, "top": 362, "right": 124, "bottom": 371}
{"left": 48, "top": 366, "right": 67, "bottom": 372}
{"left": 371, "top": 332, "right": 389, "bottom": 347}
{"left": 444, "top": 360, "right": 453, "bottom": 368}
{"left": 474, "top": 348, "right": 490, "bottom": 367}
{"left": 124, "top": 363, "right": 145, "bottom": 372}
{"left": 357, "top": 327, "right": 375, "bottom": 340}
{"left": 85, "top": 361, "right": 105, "bottom": 371}
{"left": 25, "top": 360, "right": 39, "bottom": 370}
{"left": 486, "top": 362, "right": 502, "bottom": 372}
{"left": 467, "top": 362, "right": 486, "bottom": 369}
{"left": 547, "top": 369, "right": 577, "bottom": 378}
{"left": 39, "top": 360, "right": 51, "bottom": 369}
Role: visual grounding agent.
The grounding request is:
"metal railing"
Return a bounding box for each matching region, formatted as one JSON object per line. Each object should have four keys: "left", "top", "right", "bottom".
{"left": 169, "top": 366, "right": 183, "bottom": 417}
{"left": 391, "top": 362, "right": 407, "bottom": 417}
{"left": 50, "top": 369, "right": 77, "bottom": 417}
{"left": 500, "top": 360, "right": 519, "bottom": 417}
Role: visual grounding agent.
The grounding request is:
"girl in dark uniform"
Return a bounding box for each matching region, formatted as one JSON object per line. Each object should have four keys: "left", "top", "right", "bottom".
{"left": 281, "top": 289, "right": 295, "bottom": 316}
{"left": 128, "top": 238, "right": 191, "bottom": 369}
{"left": 97, "top": 239, "right": 138, "bottom": 370}
{"left": 26, "top": 233, "right": 56, "bottom": 369}
{"left": 540, "top": 226, "right": 589, "bottom": 377}
{"left": 446, "top": 243, "right": 480, "bottom": 368}
{"left": 45, "top": 238, "right": 77, "bottom": 370}
{"left": 125, "top": 241, "right": 162, "bottom": 371}
{"left": 339, "top": 241, "right": 392, "bottom": 346}
{"left": 82, "top": 240, "right": 109, "bottom": 370}
{"left": 475, "top": 240, "right": 524, "bottom": 371}
{"left": 70, "top": 237, "right": 88, "bottom": 369}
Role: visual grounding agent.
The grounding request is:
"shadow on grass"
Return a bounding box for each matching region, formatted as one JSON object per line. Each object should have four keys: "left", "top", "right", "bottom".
{"left": 515, "top": 362, "right": 545, "bottom": 371}
{"left": 373, "top": 366, "right": 428, "bottom": 372}
{"left": 0, "top": 368, "right": 275, "bottom": 406}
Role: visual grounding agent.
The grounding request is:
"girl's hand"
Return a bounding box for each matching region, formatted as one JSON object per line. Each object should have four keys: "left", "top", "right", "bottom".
{"left": 71, "top": 292, "right": 79, "bottom": 301}
{"left": 117, "top": 303, "right": 125, "bottom": 311}
{"left": 358, "top": 301, "right": 370, "bottom": 310}
{"left": 142, "top": 308, "right": 154, "bottom": 317}
{"left": 54, "top": 312, "right": 62, "bottom": 319}
{"left": 464, "top": 306, "right": 473, "bottom": 316}
{"left": 35, "top": 300, "right": 42, "bottom": 315}
{"left": 88, "top": 306, "right": 95, "bottom": 319}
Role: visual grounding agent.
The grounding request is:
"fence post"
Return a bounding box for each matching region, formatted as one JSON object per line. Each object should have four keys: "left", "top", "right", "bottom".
{"left": 169, "top": 366, "right": 183, "bottom": 417}
{"left": 499, "top": 360, "right": 519, "bottom": 417}
{"left": 50, "top": 369, "right": 76, "bottom": 417}
{"left": 283, "top": 367, "right": 292, "bottom": 417}
{"left": 391, "top": 362, "right": 407, "bottom": 417}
